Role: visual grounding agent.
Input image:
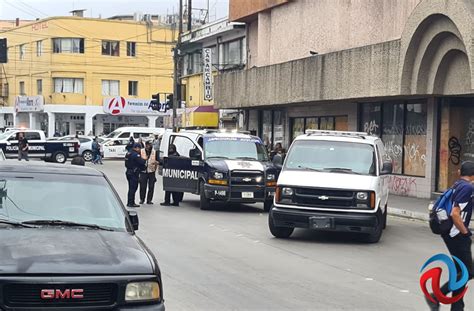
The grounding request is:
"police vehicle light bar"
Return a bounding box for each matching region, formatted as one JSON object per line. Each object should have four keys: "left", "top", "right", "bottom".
{"left": 305, "top": 129, "right": 368, "bottom": 139}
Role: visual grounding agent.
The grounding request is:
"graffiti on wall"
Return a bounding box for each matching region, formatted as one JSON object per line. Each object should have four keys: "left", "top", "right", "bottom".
{"left": 448, "top": 136, "right": 461, "bottom": 165}
{"left": 364, "top": 120, "right": 379, "bottom": 135}
{"left": 388, "top": 176, "right": 417, "bottom": 196}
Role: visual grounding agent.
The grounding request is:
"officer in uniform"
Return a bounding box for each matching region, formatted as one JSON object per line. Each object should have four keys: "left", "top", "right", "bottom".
{"left": 125, "top": 143, "right": 146, "bottom": 208}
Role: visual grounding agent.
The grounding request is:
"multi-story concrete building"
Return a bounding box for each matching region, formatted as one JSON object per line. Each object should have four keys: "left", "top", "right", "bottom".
{"left": 0, "top": 16, "right": 175, "bottom": 136}
{"left": 171, "top": 18, "right": 245, "bottom": 129}
{"left": 215, "top": 0, "right": 474, "bottom": 198}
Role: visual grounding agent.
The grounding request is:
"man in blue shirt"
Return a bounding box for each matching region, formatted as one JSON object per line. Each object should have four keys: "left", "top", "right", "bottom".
{"left": 427, "top": 161, "right": 474, "bottom": 311}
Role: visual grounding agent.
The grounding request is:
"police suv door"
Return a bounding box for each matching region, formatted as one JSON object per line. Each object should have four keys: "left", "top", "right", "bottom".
{"left": 162, "top": 134, "right": 203, "bottom": 194}
{"left": 24, "top": 131, "right": 46, "bottom": 158}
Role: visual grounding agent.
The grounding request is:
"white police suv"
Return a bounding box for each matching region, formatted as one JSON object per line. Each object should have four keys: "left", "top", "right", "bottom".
{"left": 269, "top": 130, "right": 392, "bottom": 243}
{"left": 160, "top": 130, "right": 279, "bottom": 211}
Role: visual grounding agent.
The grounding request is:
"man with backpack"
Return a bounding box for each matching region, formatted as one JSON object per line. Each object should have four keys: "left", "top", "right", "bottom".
{"left": 427, "top": 161, "right": 474, "bottom": 311}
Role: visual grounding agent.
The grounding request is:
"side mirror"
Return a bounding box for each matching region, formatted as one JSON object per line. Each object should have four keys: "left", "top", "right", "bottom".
{"left": 381, "top": 162, "right": 393, "bottom": 175}
{"left": 128, "top": 210, "right": 139, "bottom": 230}
{"left": 189, "top": 148, "right": 202, "bottom": 160}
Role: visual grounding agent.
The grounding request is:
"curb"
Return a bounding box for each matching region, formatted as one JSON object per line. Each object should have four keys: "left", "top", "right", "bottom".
{"left": 388, "top": 206, "right": 474, "bottom": 230}
{"left": 388, "top": 207, "right": 429, "bottom": 222}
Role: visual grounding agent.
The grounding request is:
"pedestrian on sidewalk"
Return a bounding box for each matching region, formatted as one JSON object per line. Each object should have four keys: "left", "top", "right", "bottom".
{"left": 139, "top": 141, "right": 158, "bottom": 205}
{"left": 125, "top": 143, "right": 146, "bottom": 208}
{"left": 161, "top": 144, "right": 182, "bottom": 207}
{"left": 18, "top": 133, "right": 29, "bottom": 161}
{"left": 426, "top": 161, "right": 474, "bottom": 311}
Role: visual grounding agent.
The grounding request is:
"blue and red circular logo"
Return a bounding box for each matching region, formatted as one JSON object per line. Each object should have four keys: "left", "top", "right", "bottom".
{"left": 420, "top": 254, "right": 469, "bottom": 304}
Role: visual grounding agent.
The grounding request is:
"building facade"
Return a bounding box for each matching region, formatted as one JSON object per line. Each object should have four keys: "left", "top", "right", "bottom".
{"left": 173, "top": 18, "right": 246, "bottom": 129}
{"left": 215, "top": 0, "right": 474, "bottom": 198}
{"left": 0, "top": 16, "right": 175, "bottom": 136}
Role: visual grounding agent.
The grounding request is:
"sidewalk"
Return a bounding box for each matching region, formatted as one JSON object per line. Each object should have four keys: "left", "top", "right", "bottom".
{"left": 388, "top": 195, "right": 432, "bottom": 222}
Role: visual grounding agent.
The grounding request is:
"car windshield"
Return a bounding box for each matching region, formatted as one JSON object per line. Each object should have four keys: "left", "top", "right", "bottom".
{"left": 105, "top": 130, "right": 120, "bottom": 138}
{"left": 285, "top": 140, "right": 376, "bottom": 175}
{"left": 204, "top": 137, "right": 268, "bottom": 161}
{"left": 0, "top": 132, "right": 13, "bottom": 140}
{"left": 0, "top": 173, "right": 128, "bottom": 231}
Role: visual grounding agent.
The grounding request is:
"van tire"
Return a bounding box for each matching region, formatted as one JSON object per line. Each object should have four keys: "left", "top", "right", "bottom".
{"left": 269, "top": 213, "right": 294, "bottom": 238}
{"left": 53, "top": 151, "right": 67, "bottom": 164}
{"left": 364, "top": 210, "right": 383, "bottom": 243}
{"left": 199, "top": 181, "right": 211, "bottom": 210}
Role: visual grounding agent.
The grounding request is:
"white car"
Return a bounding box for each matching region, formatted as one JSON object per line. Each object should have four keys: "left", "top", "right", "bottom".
{"left": 269, "top": 130, "right": 392, "bottom": 243}
{"left": 50, "top": 135, "right": 104, "bottom": 161}
{"left": 101, "top": 138, "right": 129, "bottom": 159}
{"left": 102, "top": 127, "right": 167, "bottom": 140}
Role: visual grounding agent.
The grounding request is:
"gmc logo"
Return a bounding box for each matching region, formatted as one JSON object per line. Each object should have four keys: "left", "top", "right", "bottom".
{"left": 40, "top": 289, "right": 84, "bottom": 299}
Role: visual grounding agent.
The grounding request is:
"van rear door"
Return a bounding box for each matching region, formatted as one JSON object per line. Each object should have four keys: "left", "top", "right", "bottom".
{"left": 162, "top": 134, "right": 203, "bottom": 193}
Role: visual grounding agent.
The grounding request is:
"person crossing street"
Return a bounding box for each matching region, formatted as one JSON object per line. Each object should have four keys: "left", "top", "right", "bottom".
{"left": 139, "top": 141, "right": 158, "bottom": 205}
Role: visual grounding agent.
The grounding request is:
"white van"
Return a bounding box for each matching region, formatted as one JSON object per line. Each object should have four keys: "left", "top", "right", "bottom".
{"left": 269, "top": 130, "right": 392, "bottom": 243}
{"left": 103, "top": 127, "right": 167, "bottom": 140}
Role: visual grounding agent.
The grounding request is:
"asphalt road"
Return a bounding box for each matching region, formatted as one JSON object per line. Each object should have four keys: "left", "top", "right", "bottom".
{"left": 92, "top": 160, "right": 472, "bottom": 311}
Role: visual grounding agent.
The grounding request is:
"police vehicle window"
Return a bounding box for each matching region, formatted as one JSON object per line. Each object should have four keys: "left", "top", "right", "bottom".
{"left": 118, "top": 132, "right": 131, "bottom": 138}
{"left": 170, "top": 136, "right": 196, "bottom": 158}
{"left": 78, "top": 138, "right": 90, "bottom": 143}
{"left": 204, "top": 138, "right": 268, "bottom": 161}
{"left": 0, "top": 174, "right": 128, "bottom": 231}
{"left": 25, "top": 132, "right": 41, "bottom": 140}
{"left": 285, "top": 140, "right": 376, "bottom": 176}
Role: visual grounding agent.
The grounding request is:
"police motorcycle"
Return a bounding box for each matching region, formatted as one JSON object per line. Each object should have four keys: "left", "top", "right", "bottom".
{"left": 159, "top": 130, "right": 279, "bottom": 211}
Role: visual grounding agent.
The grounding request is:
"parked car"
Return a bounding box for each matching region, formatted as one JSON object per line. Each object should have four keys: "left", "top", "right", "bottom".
{"left": 49, "top": 135, "right": 105, "bottom": 162}
{"left": 0, "top": 162, "right": 165, "bottom": 310}
{"left": 269, "top": 130, "right": 392, "bottom": 243}
{"left": 0, "top": 130, "right": 79, "bottom": 163}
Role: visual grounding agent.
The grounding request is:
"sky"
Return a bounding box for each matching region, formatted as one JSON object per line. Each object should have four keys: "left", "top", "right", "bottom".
{"left": 0, "top": 0, "right": 229, "bottom": 21}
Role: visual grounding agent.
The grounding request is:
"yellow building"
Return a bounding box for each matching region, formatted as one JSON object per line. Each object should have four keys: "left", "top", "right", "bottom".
{"left": 0, "top": 16, "right": 175, "bottom": 136}
{"left": 167, "top": 18, "right": 245, "bottom": 129}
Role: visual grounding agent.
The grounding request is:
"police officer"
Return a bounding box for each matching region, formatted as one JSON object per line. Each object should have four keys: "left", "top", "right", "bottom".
{"left": 125, "top": 143, "right": 146, "bottom": 208}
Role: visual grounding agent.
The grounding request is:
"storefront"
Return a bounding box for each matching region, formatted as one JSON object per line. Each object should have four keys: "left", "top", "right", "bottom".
{"left": 437, "top": 97, "right": 474, "bottom": 191}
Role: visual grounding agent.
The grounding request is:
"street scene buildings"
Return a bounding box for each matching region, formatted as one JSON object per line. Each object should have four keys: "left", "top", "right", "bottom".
{"left": 215, "top": 0, "right": 474, "bottom": 199}
{"left": 0, "top": 13, "right": 175, "bottom": 136}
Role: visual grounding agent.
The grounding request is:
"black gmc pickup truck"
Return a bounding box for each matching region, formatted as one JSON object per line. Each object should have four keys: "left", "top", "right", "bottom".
{"left": 0, "top": 162, "right": 165, "bottom": 310}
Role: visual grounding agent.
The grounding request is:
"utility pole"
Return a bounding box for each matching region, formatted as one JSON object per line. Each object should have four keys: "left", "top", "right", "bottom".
{"left": 173, "top": 0, "right": 183, "bottom": 132}
{"left": 187, "top": 0, "right": 192, "bottom": 31}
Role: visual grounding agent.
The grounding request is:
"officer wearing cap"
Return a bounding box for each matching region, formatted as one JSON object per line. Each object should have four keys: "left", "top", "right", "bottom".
{"left": 125, "top": 143, "right": 146, "bottom": 208}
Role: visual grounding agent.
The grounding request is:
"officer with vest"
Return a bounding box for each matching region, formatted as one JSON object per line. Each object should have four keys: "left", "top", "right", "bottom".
{"left": 125, "top": 143, "right": 146, "bottom": 208}
{"left": 139, "top": 141, "right": 158, "bottom": 205}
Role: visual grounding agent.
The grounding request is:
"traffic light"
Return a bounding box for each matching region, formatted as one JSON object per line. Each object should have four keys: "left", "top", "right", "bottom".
{"left": 149, "top": 93, "right": 160, "bottom": 111}
{"left": 166, "top": 94, "right": 174, "bottom": 110}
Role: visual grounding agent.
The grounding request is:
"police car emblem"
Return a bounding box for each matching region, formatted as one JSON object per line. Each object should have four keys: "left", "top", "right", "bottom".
{"left": 237, "top": 161, "right": 252, "bottom": 168}
{"left": 318, "top": 196, "right": 329, "bottom": 201}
